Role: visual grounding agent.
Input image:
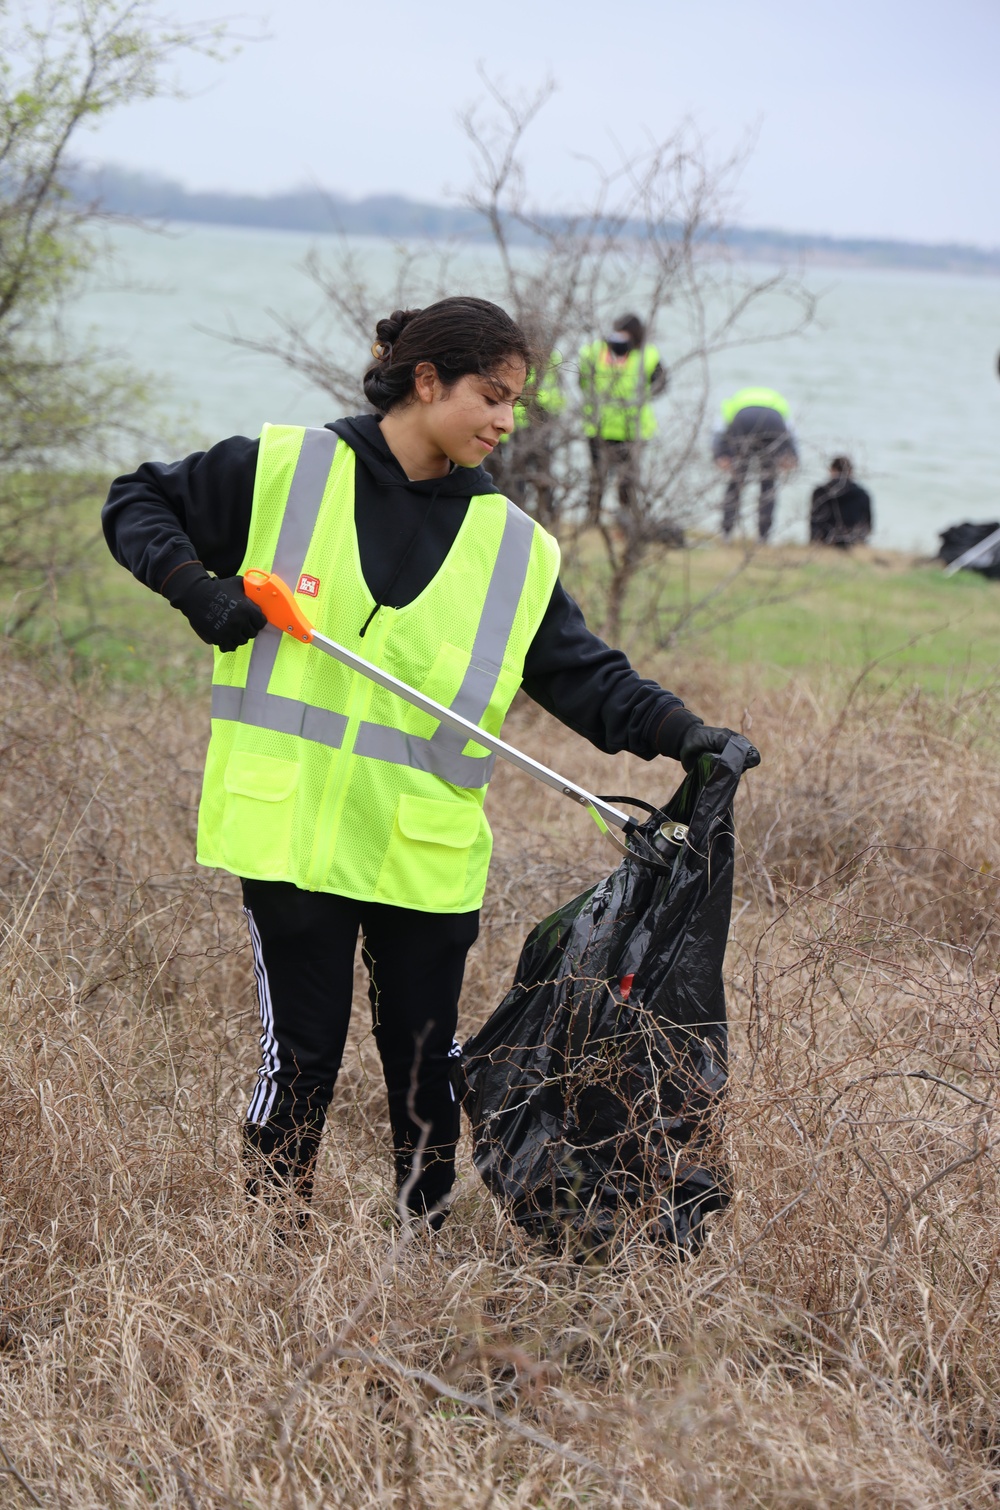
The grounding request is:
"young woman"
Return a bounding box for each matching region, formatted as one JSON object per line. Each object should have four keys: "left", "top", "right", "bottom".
{"left": 103, "top": 296, "right": 742, "bottom": 1229}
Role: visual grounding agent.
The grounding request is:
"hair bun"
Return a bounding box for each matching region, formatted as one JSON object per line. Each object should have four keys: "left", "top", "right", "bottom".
{"left": 362, "top": 295, "right": 530, "bottom": 417}
{"left": 371, "top": 307, "right": 421, "bottom": 361}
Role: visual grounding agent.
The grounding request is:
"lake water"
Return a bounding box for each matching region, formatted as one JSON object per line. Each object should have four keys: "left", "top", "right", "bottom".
{"left": 79, "top": 222, "right": 1000, "bottom": 554}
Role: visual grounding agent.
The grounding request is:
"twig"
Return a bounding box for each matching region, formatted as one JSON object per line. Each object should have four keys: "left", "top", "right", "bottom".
{"left": 881, "top": 1133, "right": 1000, "bottom": 1251}
{"left": 94, "top": 1452, "right": 246, "bottom": 1510}
{"left": 332, "top": 1341, "right": 641, "bottom": 1505}
{"left": 0, "top": 1437, "right": 43, "bottom": 1507}
{"left": 693, "top": 1113, "right": 848, "bottom": 1300}
{"left": 172, "top": 1455, "right": 201, "bottom": 1510}
{"left": 826, "top": 1067, "right": 998, "bottom": 1118}
{"left": 266, "top": 1024, "right": 450, "bottom": 1504}
{"left": 906, "top": 1069, "right": 997, "bottom": 1110}
{"left": 829, "top": 1131, "right": 1000, "bottom": 1332}
{"left": 396, "top": 1023, "right": 435, "bottom": 1235}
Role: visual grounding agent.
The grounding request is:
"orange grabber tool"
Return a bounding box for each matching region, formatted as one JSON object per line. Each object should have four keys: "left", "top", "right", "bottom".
{"left": 242, "top": 569, "right": 689, "bottom": 870}
{"left": 243, "top": 569, "right": 314, "bottom": 643}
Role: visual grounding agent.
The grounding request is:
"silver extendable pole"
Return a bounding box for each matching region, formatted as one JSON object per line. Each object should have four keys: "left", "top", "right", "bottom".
{"left": 943, "top": 525, "right": 1000, "bottom": 577}
{"left": 308, "top": 627, "right": 633, "bottom": 835}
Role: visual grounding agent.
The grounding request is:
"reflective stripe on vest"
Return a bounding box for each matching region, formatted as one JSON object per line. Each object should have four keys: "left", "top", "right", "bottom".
{"left": 210, "top": 427, "right": 535, "bottom": 789}
{"left": 215, "top": 426, "right": 339, "bottom": 740}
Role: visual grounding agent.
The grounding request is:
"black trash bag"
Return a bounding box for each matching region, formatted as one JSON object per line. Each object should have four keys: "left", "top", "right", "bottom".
{"left": 939, "top": 521, "right": 1000, "bottom": 577}
{"left": 462, "top": 734, "right": 753, "bottom": 1256}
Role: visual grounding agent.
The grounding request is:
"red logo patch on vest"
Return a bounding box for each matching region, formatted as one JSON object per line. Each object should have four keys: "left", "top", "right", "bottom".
{"left": 296, "top": 573, "right": 320, "bottom": 598}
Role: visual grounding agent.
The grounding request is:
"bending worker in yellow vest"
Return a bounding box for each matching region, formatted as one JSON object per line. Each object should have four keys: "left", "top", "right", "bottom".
{"left": 579, "top": 314, "right": 667, "bottom": 525}
{"left": 102, "top": 297, "right": 745, "bottom": 1232}
{"left": 713, "top": 387, "right": 799, "bottom": 541}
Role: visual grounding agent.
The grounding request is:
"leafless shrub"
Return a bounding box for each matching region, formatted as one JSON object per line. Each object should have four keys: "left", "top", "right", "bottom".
{"left": 225, "top": 78, "right": 815, "bottom": 644}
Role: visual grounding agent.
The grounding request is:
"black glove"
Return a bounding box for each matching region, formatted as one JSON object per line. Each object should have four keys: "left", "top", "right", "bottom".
{"left": 169, "top": 571, "right": 267, "bottom": 652}
{"left": 677, "top": 723, "right": 761, "bottom": 773}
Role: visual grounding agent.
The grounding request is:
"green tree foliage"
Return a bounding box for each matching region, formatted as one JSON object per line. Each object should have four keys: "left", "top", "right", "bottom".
{"left": 0, "top": 0, "right": 226, "bottom": 629}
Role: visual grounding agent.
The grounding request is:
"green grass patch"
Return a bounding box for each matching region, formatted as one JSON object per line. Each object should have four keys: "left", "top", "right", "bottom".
{"left": 566, "top": 543, "right": 1000, "bottom": 697}
{"left": 7, "top": 481, "right": 1000, "bottom": 701}
{"left": 0, "top": 477, "right": 206, "bottom": 689}
{"left": 11, "top": 540, "right": 205, "bottom": 691}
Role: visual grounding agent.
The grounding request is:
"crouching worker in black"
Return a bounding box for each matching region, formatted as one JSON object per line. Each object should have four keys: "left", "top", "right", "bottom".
{"left": 809, "top": 456, "right": 873, "bottom": 547}
{"left": 102, "top": 297, "right": 750, "bottom": 1233}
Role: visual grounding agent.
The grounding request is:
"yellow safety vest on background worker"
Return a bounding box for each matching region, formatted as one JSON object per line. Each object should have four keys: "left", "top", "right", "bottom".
{"left": 720, "top": 388, "right": 791, "bottom": 426}
{"left": 498, "top": 353, "right": 566, "bottom": 446}
{"left": 197, "top": 425, "right": 561, "bottom": 912}
{"left": 579, "top": 341, "right": 662, "bottom": 442}
{"left": 515, "top": 352, "right": 566, "bottom": 429}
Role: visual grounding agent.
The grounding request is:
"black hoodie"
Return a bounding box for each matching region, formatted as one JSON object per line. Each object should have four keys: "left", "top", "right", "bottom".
{"left": 101, "top": 415, "right": 700, "bottom": 760}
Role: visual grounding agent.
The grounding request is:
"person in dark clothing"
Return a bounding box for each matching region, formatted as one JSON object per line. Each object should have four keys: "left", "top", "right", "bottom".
{"left": 713, "top": 387, "right": 798, "bottom": 541}
{"left": 809, "top": 457, "right": 873, "bottom": 547}
{"left": 102, "top": 296, "right": 752, "bottom": 1234}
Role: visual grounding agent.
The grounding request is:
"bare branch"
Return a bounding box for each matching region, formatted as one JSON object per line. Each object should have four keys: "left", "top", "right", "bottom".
{"left": 0, "top": 1436, "right": 44, "bottom": 1507}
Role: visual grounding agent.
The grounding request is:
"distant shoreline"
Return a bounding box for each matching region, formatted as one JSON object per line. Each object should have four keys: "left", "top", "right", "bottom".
{"left": 76, "top": 164, "right": 1000, "bottom": 278}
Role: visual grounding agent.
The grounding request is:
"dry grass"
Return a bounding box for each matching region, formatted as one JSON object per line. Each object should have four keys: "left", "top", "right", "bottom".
{"left": 3, "top": 644, "right": 1000, "bottom": 1508}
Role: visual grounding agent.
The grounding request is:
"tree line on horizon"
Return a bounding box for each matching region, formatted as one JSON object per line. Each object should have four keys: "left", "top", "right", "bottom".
{"left": 75, "top": 163, "right": 1000, "bottom": 274}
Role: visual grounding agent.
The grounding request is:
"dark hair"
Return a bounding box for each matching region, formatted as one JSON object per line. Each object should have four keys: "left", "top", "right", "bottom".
{"left": 614, "top": 313, "right": 646, "bottom": 349}
{"left": 830, "top": 455, "right": 853, "bottom": 476}
{"left": 363, "top": 297, "right": 531, "bottom": 414}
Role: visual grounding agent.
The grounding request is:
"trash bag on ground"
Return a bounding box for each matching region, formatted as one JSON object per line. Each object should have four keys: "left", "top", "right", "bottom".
{"left": 461, "top": 734, "right": 754, "bottom": 1256}
{"left": 938, "top": 521, "right": 1000, "bottom": 577}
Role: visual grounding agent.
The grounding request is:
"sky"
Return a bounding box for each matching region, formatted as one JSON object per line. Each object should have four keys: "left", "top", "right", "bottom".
{"left": 72, "top": 0, "right": 1000, "bottom": 247}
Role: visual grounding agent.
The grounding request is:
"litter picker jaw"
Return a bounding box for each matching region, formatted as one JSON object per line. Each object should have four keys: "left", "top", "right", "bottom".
{"left": 242, "top": 569, "right": 678, "bottom": 868}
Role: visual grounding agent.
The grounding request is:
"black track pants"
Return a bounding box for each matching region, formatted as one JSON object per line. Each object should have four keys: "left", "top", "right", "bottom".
{"left": 240, "top": 879, "right": 480, "bottom": 1219}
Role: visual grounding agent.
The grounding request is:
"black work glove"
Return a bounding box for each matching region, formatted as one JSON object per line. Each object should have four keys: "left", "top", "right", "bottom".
{"left": 677, "top": 723, "right": 761, "bottom": 773}
{"left": 168, "top": 571, "right": 267, "bottom": 652}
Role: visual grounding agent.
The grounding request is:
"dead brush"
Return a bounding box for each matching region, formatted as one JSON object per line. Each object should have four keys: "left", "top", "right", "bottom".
{"left": 1, "top": 650, "right": 1000, "bottom": 1506}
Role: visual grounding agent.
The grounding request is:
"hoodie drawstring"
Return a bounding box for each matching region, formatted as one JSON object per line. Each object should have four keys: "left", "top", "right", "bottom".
{"left": 358, "top": 484, "right": 443, "bottom": 638}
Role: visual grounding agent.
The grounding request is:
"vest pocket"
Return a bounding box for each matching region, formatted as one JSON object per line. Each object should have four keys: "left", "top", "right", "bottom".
{"left": 221, "top": 751, "right": 300, "bottom": 877}
{"left": 376, "top": 793, "right": 483, "bottom": 910}
{"left": 421, "top": 641, "right": 468, "bottom": 702}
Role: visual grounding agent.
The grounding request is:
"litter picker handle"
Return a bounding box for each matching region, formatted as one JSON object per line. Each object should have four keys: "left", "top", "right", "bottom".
{"left": 240, "top": 568, "right": 655, "bottom": 861}
{"left": 244, "top": 569, "right": 314, "bottom": 642}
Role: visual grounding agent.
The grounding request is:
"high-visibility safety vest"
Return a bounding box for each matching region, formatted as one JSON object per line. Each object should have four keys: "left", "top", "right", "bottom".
{"left": 499, "top": 353, "right": 566, "bottom": 445}
{"left": 514, "top": 352, "right": 566, "bottom": 429}
{"left": 720, "top": 388, "right": 791, "bottom": 426}
{"left": 197, "top": 426, "right": 561, "bottom": 913}
{"left": 579, "top": 342, "right": 661, "bottom": 442}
